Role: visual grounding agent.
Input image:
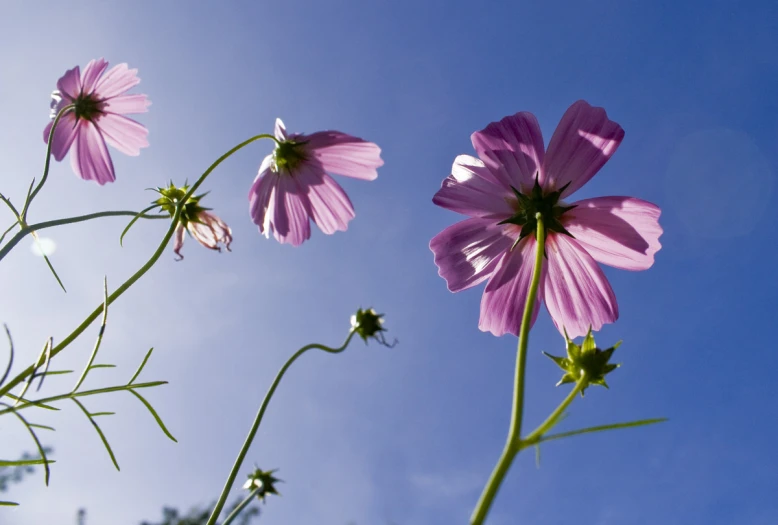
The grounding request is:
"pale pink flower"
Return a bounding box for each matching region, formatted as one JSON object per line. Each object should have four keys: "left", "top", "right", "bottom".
{"left": 173, "top": 210, "right": 233, "bottom": 261}
{"left": 430, "top": 101, "right": 663, "bottom": 338}
{"left": 249, "top": 119, "right": 383, "bottom": 246}
{"left": 44, "top": 58, "right": 150, "bottom": 185}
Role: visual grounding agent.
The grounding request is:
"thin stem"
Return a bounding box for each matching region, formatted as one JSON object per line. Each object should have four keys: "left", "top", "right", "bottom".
{"left": 533, "top": 418, "right": 668, "bottom": 446}
{"left": 221, "top": 488, "right": 261, "bottom": 525}
{"left": 205, "top": 331, "right": 357, "bottom": 525}
{"left": 0, "top": 210, "right": 166, "bottom": 262}
{"left": 470, "top": 214, "right": 546, "bottom": 525}
{"left": 521, "top": 375, "right": 588, "bottom": 448}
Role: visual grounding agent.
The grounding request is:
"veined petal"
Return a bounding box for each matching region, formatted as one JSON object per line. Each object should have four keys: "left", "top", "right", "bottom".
{"left": 56, "top": 66, "right": 82, "bottom": 99}
{"left": 94, "top": 63, "right": 141, "bottom": 99}
{"left": 44, "top": 112, "right": 79, "bottom": 161}
{"left": 296, "top": 166, "right": 355, "bottom": 234}
{"left": 470, "top": 112, "right": 545, "bottom": 193}
{"left": 97, "top": 113, "right": 149, "bottom": 156}
{"left": 543, "top": 100, "right": 624, "bottom": 198}
{"left": 70, "top": 120, "right": 115, "bottom": 185}
{"left": 271, "top": 175, "right": 312, "bottom": 246}
{"left": 248, "top": 158, "right": 279, "bottom": 235}
{"left": 173, "top": 223, "right": 186, "bottom": 260}
{"left": 274, "top": 118, "right": 288, "bottom": 141}
{"left": 305, "top": 131, "right": 383, "bottom": 181}
{"left": 432, "top": 155, "right": 514, "bottom": 218}
{"left": 80, "top": 58, "right": 109, "bottom": 94}
{"left": 431, "top": 218, "right": 513, "bottom": 293}
{"left": 564, "top": 197, "right": 663, "bottom": 271}
{"left": 542, "top": 233, "right": 618, "bottom": 338}
{"left": 479, "top": 236, "right": 541, "bottom": 337}
{"left": 102, "top": 94, "right": 151, "bottom": 114}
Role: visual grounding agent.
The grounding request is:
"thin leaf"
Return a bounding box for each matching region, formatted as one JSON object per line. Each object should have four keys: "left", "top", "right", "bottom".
{"left": 40, "top": 249, "right": 67, "bottom": 293}
{"left": 15, "top": 339, "right": 51, "bottom": 407}
{"left": 120, "top": 204, "right": 160, "bottom": 246}
{"left": 71, "top": 398, "right": 119, "bottom": 471}
{"left": 89, "top": 412, "right": 115, "bottom": 417}
{"left": 88, "top": 364, "right": 116, "bottom": 370}
{"left": 0, "top": 458, "right": 54, "bottom": 467}
{"left": 28, "top": 423, "right": 56, "bottom": 431}
{"left": 1, "top": 402, "right": 51, "bottom": 485}
{"left": 0, "top": 501, "right": 20, "bottom": 506}
{"left": 128, "top": 348, "right": 154, "bottom": 385}
{"left": 537, "top": 418, "right": 669, "bottom": 445}
{"left": 534, "top": 444, "right": 541, "bottom": 468}
{"left": 72, "top": 278, "right": 108, "bottom": 392}
{"left": 33, "top": 369, "right": 74, "bottom": 376}
{"left": 128, "top": 389, "right": 177, "bottom": 442}
{"left": 0, "top": 221, "right": 19, "bottom": 245}
{"left": 1, "top": 324, "right": 14, "bottom": 387}
{"left": 35, "top": 336, "right": 53, "bottom": 392}
{"left": 3, "top": 393, "right": 60, "bottom": 411}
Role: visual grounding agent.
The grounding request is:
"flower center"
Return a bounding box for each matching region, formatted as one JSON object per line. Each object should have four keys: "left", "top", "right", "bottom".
{"left": 273, "top": 140, "right": 308, "bottom": 173}
{"left": 73, "top": 93, "right": 104, "bottom": 121}
{"left": 498, "top": 176, "right": 576, "bottom": 246}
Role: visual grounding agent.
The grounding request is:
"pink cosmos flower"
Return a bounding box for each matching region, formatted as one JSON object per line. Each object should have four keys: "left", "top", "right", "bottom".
{"left": 249, "top": 119, "right": 383, "bottom": 246}
{"left": 173, "top": 210, "right": 233, "bottom": 261}
{"left": 44, "top": 58, "right": 150, "bottom": 185}
{"left": 430, "top": 101, "right": 662, "bottom": 338}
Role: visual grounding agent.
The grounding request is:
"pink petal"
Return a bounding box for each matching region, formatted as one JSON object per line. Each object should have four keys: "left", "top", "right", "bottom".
{"left": 248, "top": 158, "right": 279, "bottom": 234}
{"left": 431, "top": 217, "right": 514, "bottom": 293}
{"left": 94, "top": 63, "right": 141, "bottom": 99}
{"left": 80, "top": 58, "right": 109, "bottom": 94}
{"left": 56, "top": 66, "right": 82, "bottom": 99}
{"left": 470, "top": 112, "right": 545, "bottom": 193}
{"left": 563, "top": 197, "right": 663, "bottom": 271}
{"left": 274, "top": 118, "right": 288, "bottom": 141}
{"left": 271, "top": 175, "right": 312, "bottom": 246}
{"left": 102, "top": 94, "right": 151, "bottom": 114}
{"left": 44, "top": 112, "right": 79, "bottom": 161}
{"left": 479, "top": 236, "right": 542, "bottom": 337}
{"left": 432, "top": 155, "right": 515, "bottom": 219}
{"left": 542, "top": 233, "right": 618, "bottom": 338}
{"left": 296, "top": 165, "right": 355, "bottom": 234}
{"left": 173, "top": 223, "right": 186, "bottom": 260}
{"left": 542, "top": 100, "right": 624, "bottom": 198}
{"left": 70, "top": 120, "right": 115, "bottom": 185}
{"left": 97, "top": 113, "right": 149, "bottom": 156}
{"left": 305, "top": 131, "right": 384, "bottom": 181}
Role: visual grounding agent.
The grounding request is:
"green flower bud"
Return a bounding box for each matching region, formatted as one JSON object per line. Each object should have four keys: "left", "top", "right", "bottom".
{"left": 543, "top": 327, "right": 621, "bottom": 396}
{"left": 350, "top": 308, "right": 396, "bottom": 347}
{"left": 242, "top": 467, "right": 282, "bottom": 502}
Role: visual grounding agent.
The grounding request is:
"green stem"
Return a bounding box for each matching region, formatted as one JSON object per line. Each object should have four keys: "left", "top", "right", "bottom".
{"left": 0, "top": 210, "right": 166, "bottom": 262}
{"left": 470, "top": 213, "right": 546, "bottom": 525}
{"left": 205, "top": 331, "right": 357, "bottom": 525}
{"left": 0, "top": 207, "right": 182, "bottom": 400}
{"left": 521, "top": 375, "right": 587, "bottom": 448}
{"left": 221, "top": 488, "right": 261, "bottom": 525}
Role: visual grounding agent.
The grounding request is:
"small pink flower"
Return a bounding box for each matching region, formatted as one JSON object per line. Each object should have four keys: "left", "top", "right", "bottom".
{"left": 430, "top": 101, "right": 663, "bottom": 338}
{"left": 249, "top": 119, "right": 383, "bottom": 246}
{"left": 44, "top": 58, "right": 150, "bottom": 185}
{"left": 173, "top": 210, "right": 233, "bottom": 261}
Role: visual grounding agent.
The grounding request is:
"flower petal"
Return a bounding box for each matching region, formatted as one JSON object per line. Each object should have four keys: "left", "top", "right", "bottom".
{"left": 563, "top": 197, "right": 662, "bottom": 271}
{"left": 80, "top": 58, "right": 109, "bottom": 94}
{"left": 97, "top": 113, "right": 149, "bottom": 156}
{"left": 102, "top": 94, "right": 150, "bottom": 114}
{"left": 543, "top": 100, "right": 624, "bottom": 198}
{"left": 188, "top": 211, "right": 232, "bottom": 252}
{"left": 94, "top": 63, "right": 141, "bottom": 99}
{"left": 44, "top": 112, "right": 79, "bottom": 161}
{"left": 295, "top": 165, "right": 355, "bottom": 234}
{"left": 542, "top": 233, "right": 618, "bottom": 338}
{"left": 274, "top": 118, "right": 288, "bottom": 141}
{"left": 432, "top": 155, "right": 514, "bottom": 219}
{"left": 470, "top": 112, "right": 545, "bottom": 193}
{"left": 248, "top": 157, "right": 279, "bottom": 234}
{"left": 479, "top": 236, "right": 541, "bottom": 337}
{"left": 173, "top": 223, "right": 186, "bottom": 260}
{"left": 271, "top": 175, "right": 312, "bottom": 246}
{"left": 431, "top": 217, "right": 513, "bottom": 293}
{"left": 305, "top": 131, "right": 383, "bottom": 180}
{"left": 56, "top": 66, "right": 82, "bottom": 99}
{"left": 70, "top": 120, "right": 115, "bottom": 185}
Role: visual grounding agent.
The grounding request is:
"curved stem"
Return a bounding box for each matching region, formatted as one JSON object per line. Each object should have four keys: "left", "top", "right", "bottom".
{"left": 0, "top": 208, "right": 182, "bottom": 399}
{"left": 221, "top": 488, "right": 261, "bottom": 525}
{"left": 23, "top": 104, "right": 74, "bottom": 220}
{"left": 205, "top": 331, "right": 357, "bottom": 525}
{"left": 521, "top": 374, "right": 587, "bottom": 448}
{"left": 470, "top": 214, "right": 546, "bottom": 525}
{"left": 0, "top": 210, "right": 166, "bottom": 262}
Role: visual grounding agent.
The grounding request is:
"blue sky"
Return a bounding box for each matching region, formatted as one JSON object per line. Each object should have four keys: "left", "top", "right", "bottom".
{"left": 1, "top": 1, "right": 777, "bottom": 524}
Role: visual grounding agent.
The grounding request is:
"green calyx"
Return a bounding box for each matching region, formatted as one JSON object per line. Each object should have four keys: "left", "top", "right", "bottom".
{"left": 543, "top": 328, "right": 621, "bottom": 396}
{"left": 350, "top": 308, "right": 387, "bottom": 344}
{"left": 273, "top": 140, "right": 308, "bottom": 173}
{"left": 152, "top": 182, "right": 208, "bottom": 226}
{"left": 243, "top": 468, "right": 282, "bottom": 502}
{"left": 73, "top": 93, "right": 103, "bottom": 121}
{"left": 498, "top": 175, "right": 576, "bottom": 249}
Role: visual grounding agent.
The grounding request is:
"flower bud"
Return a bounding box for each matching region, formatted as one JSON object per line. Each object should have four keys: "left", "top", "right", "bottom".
{"left": 350, "top": 307, "right": 396, "bottom": 347}
{"left": 242, "top": 467, "right": 281, "bottom": 502}
{"left": 543, "top": 327, "right": 621, "bottom": 396}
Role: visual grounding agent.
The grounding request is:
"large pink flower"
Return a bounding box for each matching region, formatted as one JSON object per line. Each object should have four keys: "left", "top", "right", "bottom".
{"left": 430, "top": 101, "right": 662, "bottom": 338}
{"left": 43, "top": 58, "right": 150, "bottom": 185}
{"left": 249, "top": 119, "right": 383, "bottom": 246}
